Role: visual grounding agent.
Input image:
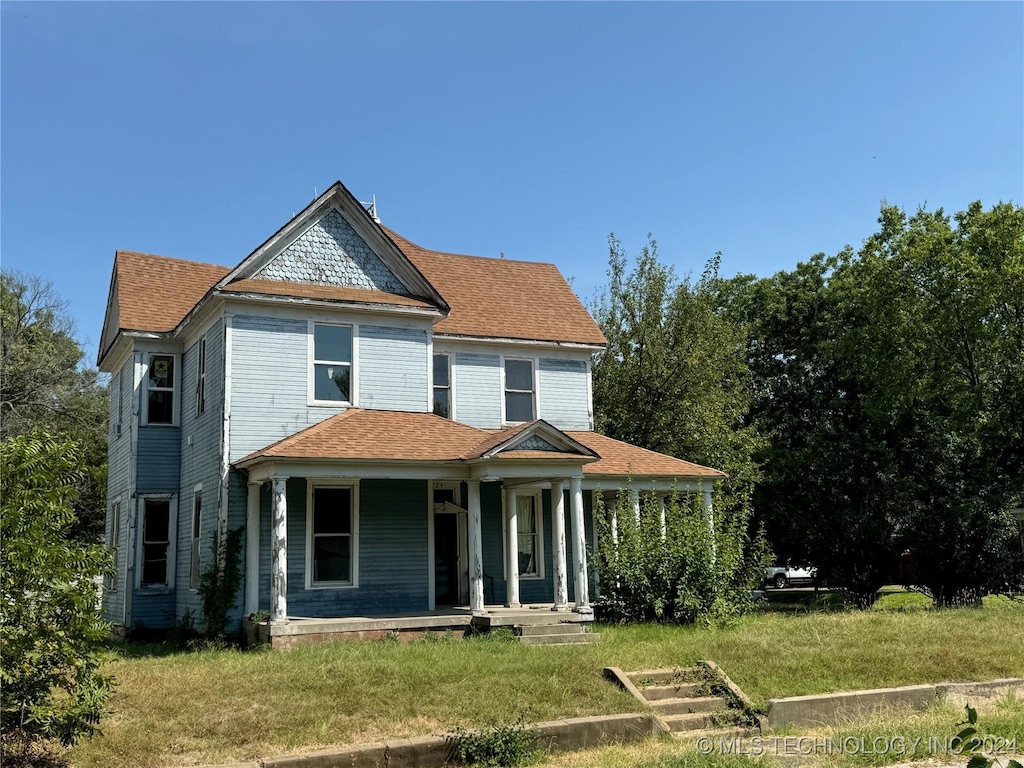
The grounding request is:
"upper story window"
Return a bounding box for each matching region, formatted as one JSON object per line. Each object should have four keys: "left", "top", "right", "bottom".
{"left": 433, "top": 353, "right": 451, "bottom": 418}
{"left": 195, "top": 336, "right": 207, "bottom": 417}
{"left": 146, "top": 354, "right": 176, "bottom": 425}
{"left": 504, "top": 359, "right": 535, "bottom": 423}
{"left": 117, "top": 364, "right": 126, "bottom": 437}
{"left": 311, "top": 324, "right": 352, "bottom": 403}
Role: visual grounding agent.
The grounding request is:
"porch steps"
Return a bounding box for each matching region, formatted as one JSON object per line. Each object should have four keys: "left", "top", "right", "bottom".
{"left": 515, "top": 622, "right": 600, "bottom": 646}
{"left": 624, "top": 668, "right": 748, "bottom": 734}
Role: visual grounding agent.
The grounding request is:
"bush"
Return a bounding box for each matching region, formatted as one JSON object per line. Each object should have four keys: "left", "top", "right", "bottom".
{"left": 450, "top": 716, "right": 537, "bottom": 767}
{"left": 1, "top": 433, "right": 114, "bottom": 759}
{"left": 593, "top": 484, "right": 770, "bottom": 624}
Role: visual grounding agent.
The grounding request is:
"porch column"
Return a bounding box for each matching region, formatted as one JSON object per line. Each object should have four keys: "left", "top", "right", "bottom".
{"left": 467, "top": 480, "right": 485, "bottom": 614}
{"left": 270, "top": 476, "right": 289, "bottom": 624}
{"left": 550, "top": 480, "right": 569, "bottom": 611}
{"left": 244, "top": 481, "right": 261, "bottom": 617}
{"left": 659, "top": 495, "right": 667, "bottom": 540}
{"left": 504, "top": 485, "right": 521, "bottom": 608}
{"left": 570, "top": 477, "right": 592, "bottom": 615}
{"left": 702, "top": 486, "right": 715, "bottom": 562}
{"left": 631, "top": 488, "right": 641, "bottom": 525}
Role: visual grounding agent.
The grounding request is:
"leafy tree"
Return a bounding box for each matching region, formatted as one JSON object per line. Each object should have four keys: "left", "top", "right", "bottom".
{"left": 1, "top": 432, "right": 114, "bottom": 762}
{"left": 1, "top": 271, "right": 108, "bottom": 542}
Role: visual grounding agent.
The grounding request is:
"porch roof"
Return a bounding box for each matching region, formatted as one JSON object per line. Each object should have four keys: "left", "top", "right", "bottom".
{"left": 234, "top": 409, "right": 725, "bottom": 480}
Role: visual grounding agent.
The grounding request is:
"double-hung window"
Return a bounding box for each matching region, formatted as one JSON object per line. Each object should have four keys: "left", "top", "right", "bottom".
{"left": 433, "top": 353, "right": 451, "bottom": 418}
{"left": 309, "top": 485, "right": 357, "bottom": 586}
{"left": 147, "top": 354, "right": 175, "bottom": 424}
{"left": 311, "top": 324, "right": 353, "bottom": 403}
{"left": 106, "top": 500, "right": 121, "bottom": 591}
{"left": 504, "top": 359, "right": 535, "bottom": 423}
{"left": 516, "top": 494, "right": 541, "bottom": 577}
{"left": 195, "top": 336, "right": 207, "bottom": 417}
{"left": 141, "top": 498, "right": 172, "bottom": 587}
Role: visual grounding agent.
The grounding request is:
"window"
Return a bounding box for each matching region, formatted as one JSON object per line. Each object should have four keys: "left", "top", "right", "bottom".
{"left": 516, "top": 494, "right": 541, "bottom": 577}
{"left": 106, "top": 500, "right": 121, "bottom": 591}
{"left": 312, "top": 324, "right": 352, "bottom": 403}
{"left": 433, "top": 353, "right": 451, "bottom": 418}
{"left": 195, "top": 336, "right": 207, "bottom": 417}
{"left": 117, "top": 364, "right": 127, "bottom": 437}
{"left": 147, "top": 354, "right": 175, "bottom": 424}
{"left": 504, "top": 359, "right": 534, "bottom": 423}
{"left": 189, "top": 488, "right": 202, "bottom": 589}
{"left": 309, "top": 486, "right": 357, "bottom": 586}
{"left": 141, "top": 498, "right": 172, "bottom": 587}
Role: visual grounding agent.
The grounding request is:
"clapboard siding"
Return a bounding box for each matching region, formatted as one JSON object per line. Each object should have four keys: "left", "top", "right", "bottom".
{"left": 130, "top": 593, "right": 175, "bottom": 630}
{"left": 454, "top": 353, "right": 501, "bottom": 428}
{"left": 255, "top": 478, "right": 429, "bottom": 617}
{"left": 358, "top": 325, "right": 428, "bottom": 411}
{"left": 538, "top": 359, "right": 590, "bottom": 430}
{"left": 102, "top": 356, "right": 134, "bottom": 624}
{"left": 137, "top": 428, "right": 180, "bottom": 492}
{"left": 175, "top": 321, "right": 225, "bottom": 621}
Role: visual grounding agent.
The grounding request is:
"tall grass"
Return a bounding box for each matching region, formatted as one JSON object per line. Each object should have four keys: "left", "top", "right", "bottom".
{"left": 72, "top": 600, "right": 1024, "bottom": 768}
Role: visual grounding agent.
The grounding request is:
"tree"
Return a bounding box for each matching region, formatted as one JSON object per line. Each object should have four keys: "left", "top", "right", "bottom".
{"left": 1, "top": 432, "right": 114, "bottom": 762}
{"left": 1, "top": 271, "right": 108, "bottom": 542}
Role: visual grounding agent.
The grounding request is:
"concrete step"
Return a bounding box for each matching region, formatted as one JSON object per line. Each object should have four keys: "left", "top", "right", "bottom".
{"left": 519, "top": 632, "right": 600, "bottom": 646}
{"left": 641, "top": 682, "right": 702, "bottom": 700}
{"left": 673, "top": 725, "right": 759, "bottom": 740}
{"left": 659, "top": 712, "right": 718, "bottom": 732}
{"left": 627, "top": 668, "right": 698, "bottom": 686}
{"left": 651, "top": 696, "right": 729, "bottom": 715}
{"left": 517, "top": 623, "right": 585, "bottom": 636}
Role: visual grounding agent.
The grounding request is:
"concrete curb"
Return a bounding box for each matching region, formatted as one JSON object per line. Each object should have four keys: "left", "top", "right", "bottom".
{"left": 700, "top": 660, "right": 769, "bottom": 733}
{"left": 766, "top": 678, "right": 1024, "bottom": 730}
{"left": 603, "top": 667, "right": 673, "bottom": 734}
{"left": 210, "top": 712, "right": 662, "bottom": 768}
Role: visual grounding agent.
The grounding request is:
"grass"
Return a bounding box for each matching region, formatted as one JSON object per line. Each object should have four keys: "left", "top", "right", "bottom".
{"left": 71, "top": 596, "right": 1024, "bottom": 768}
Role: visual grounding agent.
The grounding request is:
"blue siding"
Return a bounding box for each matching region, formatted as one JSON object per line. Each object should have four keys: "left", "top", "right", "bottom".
{"left": 137, "top": 427, "right": 180, "bottom": 492}
{"left": 102, "top": 356, "right": 133, "bottom": 624}
{"left": 358, "top": 325, "right": 428, "bottom": 411}
{"left": 538, "top": 359, "right": 590, "bottom": 430}
{"left": 454, "top": 353, "right": 501, "bottom": 428}
{"left": 130, "top": 592, "right": 176, "bottom": 630}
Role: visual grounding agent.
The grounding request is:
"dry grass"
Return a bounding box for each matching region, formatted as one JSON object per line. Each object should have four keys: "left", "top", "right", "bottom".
{"left": 71, "top": 597, "right": 1024, "bottom": 767}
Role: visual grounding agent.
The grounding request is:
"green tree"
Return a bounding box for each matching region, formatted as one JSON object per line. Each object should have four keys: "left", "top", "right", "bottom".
{"left": 1, "top": 271, "right": 108, "bottom": 542}
{"left": 1, "top": 432, "right": 114, "bottom": 761}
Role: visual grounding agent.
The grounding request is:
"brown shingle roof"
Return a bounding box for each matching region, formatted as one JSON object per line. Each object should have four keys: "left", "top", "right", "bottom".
{"left": 115, "top": 251, "right": 230, "bottom": 332}
{"left": 237, "top": 408, "right": 724, "bottom": 480}
{"left": 567, "top": 431, "right": 727, "bottom": 479}
{"left": 384, "top": 229, "right": 607, "bottom": 346}
{"left": 222, "top": 278, "right": 438, "bottom": 310}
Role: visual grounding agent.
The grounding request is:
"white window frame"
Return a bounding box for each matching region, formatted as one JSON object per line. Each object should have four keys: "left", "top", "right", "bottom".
{"left": 137, "top": 494, "right": 177, "bottom": 590}
{"left": 501, "top": 356, "right": 537, "bottom": 425}
{"left": 433, "top": 352, "right": 452, "bottom": 419}
{"left": 307, "top": 321, "right": 357, "bottom": 407}
{"left": 189, "top": 484, "right": 203, "bottom": 590}
{"left": 117, "top": 363, "right": 127, "bottom": 438}
{"left": 305, "top": 481, "right": 360, "bottom": 589}
{"left": 195, "top": 335, "right": 207, "bottom": 417}
{"left": 143, "top": 352, "right": 180, "bottom": 426}
{"left": 501, "top": 489, "right": 545, "bottom": 580}
{"left": 106, "top": 498, "right": 121, "bottom": 591}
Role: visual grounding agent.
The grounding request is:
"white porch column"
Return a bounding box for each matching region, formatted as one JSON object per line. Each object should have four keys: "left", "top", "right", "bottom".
{"left": 550, "top": 480, "right": 569, "bottom": 611}
{"left": 631, "top": 488, "right": 641, "bottom": 525}
{"left": 504, "top": 485, "right": 521, "bottom": 608}
{"left": 244, "top": 481, "right": 261, "bottom": 617}
{"left": 659, "top": 495, "right": 667, "bottom": 541}
{"left": 467, "top": 480, "right": 485, "bottom": 614}
{"left": 270, "top": 477, "right": 289, "bottom": 624}
{"left": 702, "top": 486, "right": 715, "bottom": 562}
{"left": 570, "top": 477, "right": 592, "bottom": 615}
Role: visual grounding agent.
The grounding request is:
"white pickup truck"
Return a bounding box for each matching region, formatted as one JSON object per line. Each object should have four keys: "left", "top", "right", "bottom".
{"left": 764, "top": 565, "right": 817, "bottom": 589}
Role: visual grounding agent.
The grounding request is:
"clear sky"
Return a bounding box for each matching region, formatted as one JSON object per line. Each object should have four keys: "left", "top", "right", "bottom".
{"left": 2, "top": 1, "right": 1021, "bottom": 365}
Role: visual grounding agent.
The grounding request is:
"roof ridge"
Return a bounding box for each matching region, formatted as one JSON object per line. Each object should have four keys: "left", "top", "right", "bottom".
{"left": 383, "top": 226, "right": 562, "bottom": 270}
{"left": 117, "top": 250, "right": 230, "bottom": 270}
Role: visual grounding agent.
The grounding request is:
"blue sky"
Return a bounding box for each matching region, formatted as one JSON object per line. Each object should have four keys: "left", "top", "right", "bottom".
{"left": 2, "top": 2, "right": 1021, "bottom": 364}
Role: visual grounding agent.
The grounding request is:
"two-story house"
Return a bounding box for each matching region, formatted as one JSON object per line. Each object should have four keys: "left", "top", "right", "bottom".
{"left": 98, "top": 181, "right": 725, "bottom": 646}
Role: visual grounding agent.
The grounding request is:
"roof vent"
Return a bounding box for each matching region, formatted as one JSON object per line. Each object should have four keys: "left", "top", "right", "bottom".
{"left": 361, "top": 194, "right": 380, "bottom": 224}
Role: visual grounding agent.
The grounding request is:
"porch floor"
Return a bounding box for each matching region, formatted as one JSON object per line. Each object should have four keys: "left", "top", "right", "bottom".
{"left": 249, "top": 604, "right": 593, "bottom": 648}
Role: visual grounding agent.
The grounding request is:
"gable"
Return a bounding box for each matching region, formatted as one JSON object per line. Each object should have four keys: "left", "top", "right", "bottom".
{"left": 252, "top": 208, "right": 411, "bottom": 295}
{"left": 509, "top": 435, "right": 561, "bottom": 452}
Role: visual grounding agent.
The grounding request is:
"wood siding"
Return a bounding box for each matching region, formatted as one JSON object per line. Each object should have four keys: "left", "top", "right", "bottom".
{"left": 538, "top": 359, "right": 590, "bottom": 430}
{"left": 453, "top": 353, "right": 501, "bottom": 428}
{"left": 357, "top": 325, "right": 428, "bottom": 411}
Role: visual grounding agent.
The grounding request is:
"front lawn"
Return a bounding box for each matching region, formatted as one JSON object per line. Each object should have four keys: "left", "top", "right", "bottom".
{"left": 72, "top": 597, "right": 1024, "bottom": 768}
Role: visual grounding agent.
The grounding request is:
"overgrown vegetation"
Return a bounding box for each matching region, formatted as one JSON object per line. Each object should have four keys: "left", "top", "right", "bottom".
{"left": 197, "top": 527, "right": 243, "bottom": 640}
{"left": 450, "top": 716, "right": 538, "bottom": 767}
{"left": 1, "top": 432, "right": 114, "bottom": 764}
{"left": 593, "top": 486, "right": 769, "bottom": 624}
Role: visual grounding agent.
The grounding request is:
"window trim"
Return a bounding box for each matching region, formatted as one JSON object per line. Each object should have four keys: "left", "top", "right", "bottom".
{"left": 143, "top": 353, "right": 180, "bottom": 426}
{"left": 502, "top": 356, "right": 537, "bottom": 425}
{"left": 137, "top": 494, "right": 177, "bottom": 590}
{"left": 432, "top": 352, "right": 452, "bottom": 419}
{"left": 307, "top": 321, "right": 357, "bottom": 407}
{"left": 106, "top": 498, "right": 121, "bottom": 592}
{"left": 189, "top": 484, "right": 203, "bottom": 590}
{"left": 195, "top": 335, "right": 207, "bottom": 418}
{"left": 305, "top": 481, "right": 360, "bottom": 589}
{"left": 501, "top": 489, "right": 545, "bottom": 581}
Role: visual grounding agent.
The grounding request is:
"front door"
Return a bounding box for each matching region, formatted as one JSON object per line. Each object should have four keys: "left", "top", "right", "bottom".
{"left": 433, "top": 483, "right": 469, "bottom": 606}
